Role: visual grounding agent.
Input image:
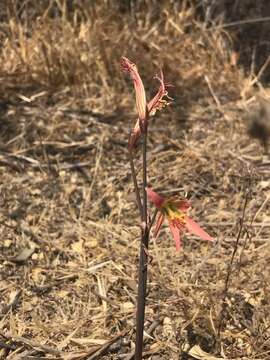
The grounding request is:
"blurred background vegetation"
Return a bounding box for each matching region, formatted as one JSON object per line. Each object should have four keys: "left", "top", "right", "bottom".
{"left": 1, "top": 0, "right": 269, "bottom": 104}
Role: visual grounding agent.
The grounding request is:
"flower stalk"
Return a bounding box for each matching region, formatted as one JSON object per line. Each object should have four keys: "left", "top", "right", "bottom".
{"left": 122, "top": 56, "right": 171, "bottom": 360}
{"left": 121, "top": 56, "right": 212, "bottom": 360}
{"left": 129, "top": 152, "right": 143, "bottom": 220}
{"left": 135, "top": 129, "right": 149, "bottom": 360}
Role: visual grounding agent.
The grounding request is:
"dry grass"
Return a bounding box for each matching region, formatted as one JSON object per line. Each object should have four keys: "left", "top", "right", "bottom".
{"left": 0, "top": 1, "right": 270, "bottom": 359}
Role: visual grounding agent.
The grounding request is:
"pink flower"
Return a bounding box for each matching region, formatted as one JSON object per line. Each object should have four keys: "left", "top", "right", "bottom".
{"left": 121, "top": 57, "right": 171, "bottom": 149}
{"left": 146, "top": 188, "right": 213, "bottom": 251}
{"left": 121, "top": 56, "right": 147, "bottom": 123}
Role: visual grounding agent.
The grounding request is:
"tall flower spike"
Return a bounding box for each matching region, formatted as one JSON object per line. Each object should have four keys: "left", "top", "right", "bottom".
{"left": 121, "top": 57, "right": 171, "bottom": 150}
{"left": 146, "top": 188, "right": 213, "bottom": 251}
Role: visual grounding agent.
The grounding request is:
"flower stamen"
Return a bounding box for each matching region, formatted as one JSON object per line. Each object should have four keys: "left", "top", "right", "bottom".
{"left": 163, "top": 204, "right": 186, "bottom": 229}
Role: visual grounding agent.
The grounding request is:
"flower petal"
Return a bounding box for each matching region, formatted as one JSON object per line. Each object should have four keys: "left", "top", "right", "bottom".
{"left": 127, "top": 69, "right": 171, "bottom": 149}
{"left": 169, "top": 221, "right": 181, "bottom": 251}
{"left": 154, "top": 212, "right": 164, "bottom": 239}
{"left": 148, "top": 70, "right": 171, "bottom": 116}
{"left": 121, "top": 57, "right": 147, "bottom": 122}
{"left": 175, "top": 199, "right": 190, "bottom": 212}
{"left": 128, "top": 119, "right": 141, "bottom": 149}
{"left": 146, "top": 187, "right": 165, "bottom": 208}
{"left": 185, "top": 216, "right": 213, "bottom": 241}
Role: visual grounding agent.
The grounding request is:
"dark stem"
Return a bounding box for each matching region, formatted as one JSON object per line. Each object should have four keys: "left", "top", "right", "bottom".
{"left": 135, "top": 127, "right": 149, "bottom": 360}
{"left": 149, "top": 208, "right": 158, "bottom": 233}
{"left": 217, "top": 182, "right": 251, "bottom": 341}
{"left": 129, "top": 151, "right": 143, "bottom": 220}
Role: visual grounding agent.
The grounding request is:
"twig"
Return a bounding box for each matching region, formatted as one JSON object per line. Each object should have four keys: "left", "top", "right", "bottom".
{"left": 209, "top": 16, "right": 270, "bottom": 30}
{"left": 85, "top": 136, "right": 104, "bottom": 203}
{"left": 1, "top": 334, "right": 61, "bottom": 355}
{"left": 86, "top": 329, "right": 129, "bottom": 360}
{"left": 0, "top": 152, "right": 93, "bottom": 172}
{"left": 123, "top": 319, "right": 162, "bottom": 360}
{"left": 216, "top": 178, "right": 251, "bottom": 341}
{"left": 204, "top": 75, "right": 220, "bottom": 108}
{"left": 38, "top": 131, "right": 58, "bottom": 176}
{"left": 0, "top": 290, "right": 22, "bottom": 317}
{"left": 1, "top": 152, "right": 40, "bottom": 165}
{"left": 93, "top": 290, "right": 120, "bottom": 310}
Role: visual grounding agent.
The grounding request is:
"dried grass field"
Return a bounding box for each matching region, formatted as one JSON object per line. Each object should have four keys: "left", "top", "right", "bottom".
{"left": 0, "top": 1, "right": 270, "bottom": 359}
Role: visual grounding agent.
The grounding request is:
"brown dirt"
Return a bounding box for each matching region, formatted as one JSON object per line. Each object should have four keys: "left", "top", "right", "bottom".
{"left": 0, "top": 2, "right": 269, "bottom": 359}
